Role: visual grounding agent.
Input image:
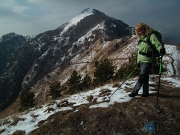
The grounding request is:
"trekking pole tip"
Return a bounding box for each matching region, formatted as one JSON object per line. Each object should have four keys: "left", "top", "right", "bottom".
{"left": 154, "top": 105, "right": 161, "bottom": 113}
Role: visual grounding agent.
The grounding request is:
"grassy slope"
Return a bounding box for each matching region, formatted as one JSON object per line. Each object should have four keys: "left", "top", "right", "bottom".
{"left": 26, "top": 77, "right": 180, "bottom": 135}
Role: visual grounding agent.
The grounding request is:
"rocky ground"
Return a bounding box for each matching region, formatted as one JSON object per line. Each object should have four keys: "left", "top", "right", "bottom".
{"left": 16, "top": 76, "right": 179, "bottom": 135}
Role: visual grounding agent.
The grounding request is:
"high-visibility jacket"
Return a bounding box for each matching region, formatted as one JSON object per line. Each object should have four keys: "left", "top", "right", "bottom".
{"left": 137, "top": 33, "right": 162, "bottom": 63}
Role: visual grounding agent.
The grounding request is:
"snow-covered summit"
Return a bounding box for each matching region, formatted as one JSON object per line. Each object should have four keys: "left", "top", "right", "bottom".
{"left": 81, "top": 8, "right": 106, "bottom": 17}
{"left": 60, "top": 8, "right": 107, "bottom": 35}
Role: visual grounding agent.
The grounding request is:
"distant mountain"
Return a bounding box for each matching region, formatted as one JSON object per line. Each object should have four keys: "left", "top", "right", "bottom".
{"left": 0, "top": 8, "right": 132, "bottom": 111}
{"left": 0, "top": 33, "right": 28, "bottom": 75}
{"left": 160, "top": 28, "right": 180, "bottom": 45}
{"left": 0, "top": 33, "right": 34, "bottom": 111}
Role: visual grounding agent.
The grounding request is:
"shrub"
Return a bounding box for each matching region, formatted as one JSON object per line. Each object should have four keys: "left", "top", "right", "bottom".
{"left": 114, "top": 53, "right": 138, "bottom": 81}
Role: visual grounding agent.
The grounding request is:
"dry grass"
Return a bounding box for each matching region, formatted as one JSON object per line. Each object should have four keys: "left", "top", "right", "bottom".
{"left": 0, "top": 128, "right": 5, "bottom": 134}
{"left": 99, "top": 88, "right": 111, "bottom": 97}
{"left": 12, "top": 130, "right": 26, "bottom": 135}
{"left": 11, "top": 115, "right": 25, "bottom": 126}
{"left": 86, "top": 95, "right": 94, "bottom": 102}
{"left": 44, "top": 107, "right": 55, "bottom": 113}
{"left": 0, "top": 76, "right": 179, "bottom": 135}
{"left": 0, "top": 117, "right": 11, "bottom": 125}
{"left": 27, "top": 77, "right": 180, "bottom": 135}
{"left": 30, "top": 112, "right": 39, "bottom": 118}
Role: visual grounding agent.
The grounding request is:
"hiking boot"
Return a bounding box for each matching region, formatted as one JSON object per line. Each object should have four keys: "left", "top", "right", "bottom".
{"left": 128, "top": 93, "right": 137, "bottom": 97}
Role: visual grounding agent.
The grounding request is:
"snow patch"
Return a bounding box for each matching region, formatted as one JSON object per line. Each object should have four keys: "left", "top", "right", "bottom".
{"left": 60, "top": 10, "right": 93, "bottom": 35}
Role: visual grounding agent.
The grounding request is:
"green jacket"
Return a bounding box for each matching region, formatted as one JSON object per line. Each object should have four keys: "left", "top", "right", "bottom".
{"left": 137, "top": 33, "right": 162, "bottom": 63}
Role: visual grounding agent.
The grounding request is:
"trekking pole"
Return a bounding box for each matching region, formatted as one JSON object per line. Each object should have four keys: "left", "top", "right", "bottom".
{"left": 109, "top": 67, "right": 137, "bottom": 99}
{"left": 155, "top": 56, "right": 163, "bottom": 110}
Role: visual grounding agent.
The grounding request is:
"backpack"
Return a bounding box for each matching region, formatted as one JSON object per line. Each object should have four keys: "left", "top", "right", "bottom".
{"left": 138, "top": 30, "right": 166, "bottom": 57}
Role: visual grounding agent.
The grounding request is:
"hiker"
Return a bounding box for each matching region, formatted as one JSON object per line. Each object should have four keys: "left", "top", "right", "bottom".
{"left": 129, "top": 23, "right": 165, "bottom": 97}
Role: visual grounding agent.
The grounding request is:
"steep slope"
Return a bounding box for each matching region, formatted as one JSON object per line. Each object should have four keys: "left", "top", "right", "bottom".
{"left": 27, "top": 79, "right": 180, "bottom": 135}
{"left": 26, "top": 35, "right": 137, "bottom": 105}
{"left": 0, "top": 33, "right": 33, "bottom": 111}
{"left": 0, "top": 8, "right": 132, "bottom": 112}
{"left": 0, "top": 33, "right": 26, "bottom": 75}
{"left": 22, "top": 8, "right": 132, "bottom": 89}
{"left": 0, "top": 60, "right": 180, "bottom": 135}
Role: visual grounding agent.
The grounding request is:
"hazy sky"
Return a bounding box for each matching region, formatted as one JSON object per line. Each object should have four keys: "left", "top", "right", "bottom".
{"left": 0, "top": 0, "right": 180, "bottom": 37}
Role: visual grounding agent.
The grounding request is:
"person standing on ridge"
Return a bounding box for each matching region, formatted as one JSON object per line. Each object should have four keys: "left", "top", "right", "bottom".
{"left": 129, "top": 23, "right": 164, "bottom": 97}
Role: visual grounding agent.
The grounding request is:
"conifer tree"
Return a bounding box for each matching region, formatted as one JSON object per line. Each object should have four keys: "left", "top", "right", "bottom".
{"left": 19, "top": 90, "right": 35, "bottom": 111}
{"left": 94, "top": 59, "right": 116, "bottom": 85}
{"left": 49, "top": 81, "right": 61, "bottom": 99}
{"left": 67, "top": 70, "right": 81, "bottom": 93}
{"left": 81, "top": 74, "right": 92, "bottom": 90}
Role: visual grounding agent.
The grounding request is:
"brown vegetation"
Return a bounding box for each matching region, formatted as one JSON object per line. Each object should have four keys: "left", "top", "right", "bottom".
{"left": 26, "top": 77, "right": 180, "bottom": 135}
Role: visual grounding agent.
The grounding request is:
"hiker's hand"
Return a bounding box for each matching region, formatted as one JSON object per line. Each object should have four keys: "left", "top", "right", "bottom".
{"left": 137, "top": 63, "right": 140, "bottom": 68}
{"left": 160, "top": 48, "right": 166, "bottom": 56}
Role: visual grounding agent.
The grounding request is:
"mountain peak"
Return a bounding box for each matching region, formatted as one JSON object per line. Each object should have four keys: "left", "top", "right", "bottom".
{"left": 81, "top": 8, "right": 94, "bottom": 14}
{"left": 81, "top": 8, "right": 106, "bottom": 17}
{"left": 61, "top": 8, "right": 106, "bottom": 35}
{"left": 77, "top": 8, "right": 106, "bottom": 18}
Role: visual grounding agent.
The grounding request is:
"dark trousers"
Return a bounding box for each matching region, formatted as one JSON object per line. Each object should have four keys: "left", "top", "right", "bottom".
{"left": 132, "top": 62, "right": 152, "bottom": 95}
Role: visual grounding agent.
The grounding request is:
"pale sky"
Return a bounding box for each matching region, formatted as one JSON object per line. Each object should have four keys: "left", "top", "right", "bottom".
{"left": 0, "top": 0, "right": 180, "bottom": 37}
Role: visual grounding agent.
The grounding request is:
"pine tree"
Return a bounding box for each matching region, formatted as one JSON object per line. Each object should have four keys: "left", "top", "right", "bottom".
{"left": 49, "top": 81, "right": 61, "bottom": 99}
{"left": 94, "top": 59, "right": 116, "bottom": 85}
{"left": 67, "top": 70, "right": 81, "bottom": 94}
{"left": 81, "top": 74, "right": 92, "bottom": 90}
{"left": 19, "top": 90, "right": 35, "bottom": 111}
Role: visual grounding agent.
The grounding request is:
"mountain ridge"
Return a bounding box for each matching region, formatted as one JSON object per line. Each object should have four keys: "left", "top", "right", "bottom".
{"left": 0, "top": 8, "right": 132, "bottom": 112}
